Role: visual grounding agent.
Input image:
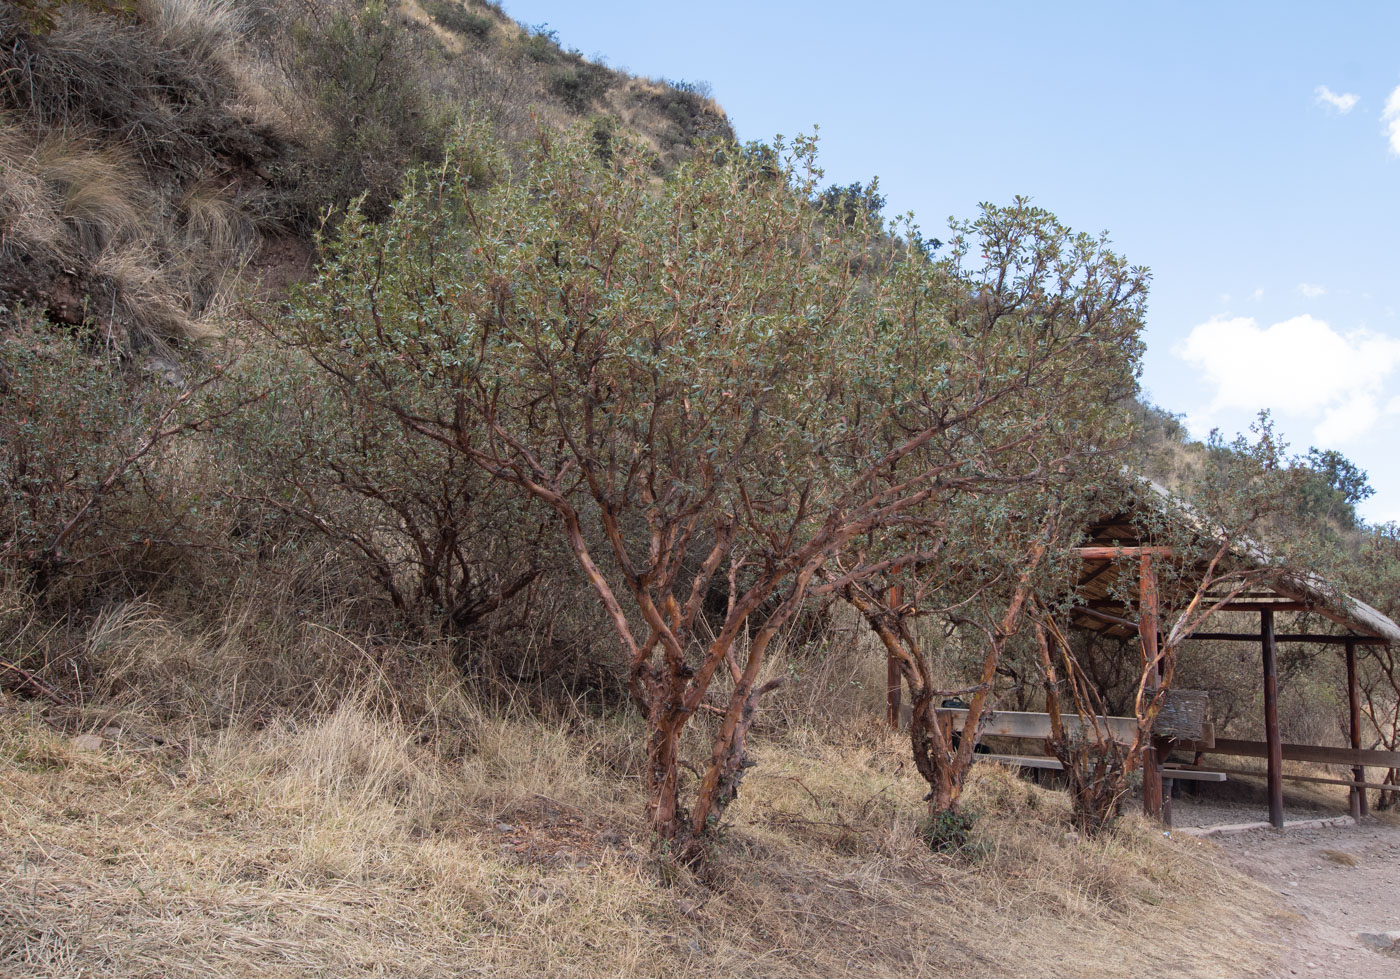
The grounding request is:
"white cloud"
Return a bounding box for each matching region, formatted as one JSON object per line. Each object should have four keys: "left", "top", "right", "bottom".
{"left": 1176, "top": 314, "right": 1400, "bottom": 444}
{"left": 1314, "top": 393, "right": 1381, "bottom": 444}
{"left": 1298, "top": 283, "right": 1326, "bottom": 299}
{"left": 1251, "top": 288, "right": 1264, "bottom": 301}
{"left": 1315, "top": 85, "right": 1360, "bottom": 114}
{"left": 1386, "top": 85, "right": 1400, "bottom": 155}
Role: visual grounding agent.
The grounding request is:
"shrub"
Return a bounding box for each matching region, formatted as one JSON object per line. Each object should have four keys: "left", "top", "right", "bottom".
{"left": 421, "top": 0, "right": 491, "bottom": 39}
{"left": 516, "top": 22, "right": 560, "bottom": 62}
{"left": 548, "top": 61, "right": 612, "bottom": 114}
{"left": 918, "top": 805, "right": 982, "bottom": 857}
{"left": 283, "top": 0, "right": 454, "bottom": 222}
{"left": 217, "top": 342, "right": 555, "bottom": 650}
{"left": 0, "top": 311, "right": 226, "bottom": 595}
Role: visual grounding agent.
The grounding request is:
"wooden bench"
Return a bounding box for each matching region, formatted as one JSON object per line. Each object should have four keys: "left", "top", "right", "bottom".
{"left": 982, "top": 754, "right": 1228, "bottom": 782}
{"left": 1164, "top": 763, "right": 1395, "bottom": 791}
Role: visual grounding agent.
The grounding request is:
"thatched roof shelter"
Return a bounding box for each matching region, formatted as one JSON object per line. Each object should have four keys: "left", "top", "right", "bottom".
{"left": 1067, "top": 480, "right": 1400, "bottom": 826}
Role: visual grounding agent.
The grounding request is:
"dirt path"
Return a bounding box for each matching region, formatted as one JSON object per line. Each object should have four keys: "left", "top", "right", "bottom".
{"left": 1185, "top": 815, "right": 1400, "bottom": 978}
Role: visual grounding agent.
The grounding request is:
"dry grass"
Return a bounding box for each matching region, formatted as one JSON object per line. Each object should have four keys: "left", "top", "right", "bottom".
{"left": 2, "top": 0, "right": 733, "bottom": 355}
{"left": 0, "top": 0, "right": 270, "bottom": 350}
{"left": 139, "top": 0, "right": 248, "bottom": 64}
{"left": 0, "top": 612, "right": 1287, "bottom": 978}
{"left": 0, "top": 120, "right": 253, "bottom": 347}
{"left": 33, "top": 133, "right": 145, "bottom": 255}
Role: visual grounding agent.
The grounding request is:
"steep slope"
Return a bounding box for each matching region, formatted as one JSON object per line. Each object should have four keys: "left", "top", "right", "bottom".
{"left": 0, "top": 0, "right": 732, "bottom": 357}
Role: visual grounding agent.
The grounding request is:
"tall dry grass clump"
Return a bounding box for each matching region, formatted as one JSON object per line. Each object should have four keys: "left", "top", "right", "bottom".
{"left": 0, "top": 1, "right": 274, "bottom": 350}
{"left": 139, "top": 0, "right": 248, "bottom": 62}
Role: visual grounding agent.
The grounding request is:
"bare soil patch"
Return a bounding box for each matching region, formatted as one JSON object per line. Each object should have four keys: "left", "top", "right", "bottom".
{"left": 1170, "top": 781, "right": 1400, "bottom": 978}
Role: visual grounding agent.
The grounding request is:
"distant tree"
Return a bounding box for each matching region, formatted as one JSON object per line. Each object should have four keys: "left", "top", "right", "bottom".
{"left": 1303, "top": 448, "right": 1372, "bottom": 504}
{"left": 1295, "top": 446, "right": 1374, "bottom": 528}
{"left": 815, "top": 178, "right": 886, "bottom": 227}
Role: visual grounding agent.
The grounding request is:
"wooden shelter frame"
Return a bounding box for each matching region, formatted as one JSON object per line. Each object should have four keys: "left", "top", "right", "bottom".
{"left": 882, "top": 494, "right": 1400, "bottom": 829}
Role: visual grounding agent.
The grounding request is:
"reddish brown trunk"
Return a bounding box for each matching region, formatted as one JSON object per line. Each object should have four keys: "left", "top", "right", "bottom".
{"left": 924, "top": 768, "right": 958, "bottom": 814}
{"left": 912, "top": 696, "right": 961, "bottom": 813}
{"left": 689, "top": 601, "right": 795, "bottom": 840}
{"left": 848, "top": 591, "right": 966, "bottom": 814}
{"left": 646, "top": 713, "right": 687, "bottom": 842}
{"left": 1037, "top": 614, "right": 1131, "bottom": 833}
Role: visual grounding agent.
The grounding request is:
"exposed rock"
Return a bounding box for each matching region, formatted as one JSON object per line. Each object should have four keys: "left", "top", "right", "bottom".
{"left": 1354, "top": 931, "right": 1400, "bottom": 955}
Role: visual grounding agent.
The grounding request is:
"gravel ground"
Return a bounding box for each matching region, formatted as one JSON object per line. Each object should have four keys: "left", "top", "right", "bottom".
{"left": 1210, "top": 817, "right": 1400, "bottom": 978}
{"left": 1153, "top": 775, "right": 1400, "bottom": 978}
{"left": 1168, "top": 787, "right": 1332, "bottom": 830}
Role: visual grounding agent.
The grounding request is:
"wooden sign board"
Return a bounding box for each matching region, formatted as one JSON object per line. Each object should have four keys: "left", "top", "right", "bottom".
{"left": 1151, "top": 689, "right": 1208, "bottom": 740}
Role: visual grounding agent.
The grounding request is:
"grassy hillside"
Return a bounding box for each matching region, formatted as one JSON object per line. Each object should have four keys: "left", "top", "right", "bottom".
{"left": 0, "top": 0, "right": 730, "bottom": 357}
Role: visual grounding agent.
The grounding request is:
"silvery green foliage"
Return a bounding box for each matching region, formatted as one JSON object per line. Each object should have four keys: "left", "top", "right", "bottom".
{"left": 277, "top": 120, "right": 1149, "bottom": 849}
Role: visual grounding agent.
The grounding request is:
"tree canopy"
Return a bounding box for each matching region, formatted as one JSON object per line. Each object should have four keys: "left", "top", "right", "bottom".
{"left": 276, "top": 121, "right": 1150, "bottom": 856}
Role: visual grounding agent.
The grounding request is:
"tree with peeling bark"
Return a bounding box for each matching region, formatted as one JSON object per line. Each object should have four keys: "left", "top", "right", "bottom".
{"left": 838, "top": 500, "right": 1067, "bottom": 818}
{"left": 276, "top": 121, "right": 1148, "bottom": 859}
{"left": 837, "top": 485, "right": 1116, "bottom": 821}
{"left": 827, "top": 199, "right": 1155, "bottom": 821}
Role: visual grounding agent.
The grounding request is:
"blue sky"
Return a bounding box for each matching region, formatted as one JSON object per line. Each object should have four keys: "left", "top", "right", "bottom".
{"left": 502, "top": 1, "right": 1400, "bottom": 521}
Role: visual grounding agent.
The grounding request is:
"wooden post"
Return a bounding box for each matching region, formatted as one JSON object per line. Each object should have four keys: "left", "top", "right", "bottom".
{"left": 886, "top": 585, "right": 903, "bottom": 730}
{"left": 1346, "top": 638, "right": 1367, "bottom": 818}
{"left": 1261, "top": 608, "right": 1284, "bottom": 829}
{"left": 1139, "top": 553, "right": 1163, "bottom": 820}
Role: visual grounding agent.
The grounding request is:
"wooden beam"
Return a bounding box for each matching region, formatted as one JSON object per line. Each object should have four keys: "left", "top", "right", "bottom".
{"left": 1186, "top": 632, "right": 1388, "bottom": 645}
{"left": 939, "top": 708, "right": 1213, "bottom": 747}
{"left": 1262, "top": 608, "right": 1284, "bottom": 829}
{"left": 1158, "top": 767, "right": 1229, "bottom": 782}
{"left": 1201, "top": 737, "right": 1400, "bottom": 769}
{"left": 1141, "top": 553, "right": 1164, "bottom": 821}
{"left": 1075, "top": 606, "right": 1140, "bottom": 631}
{"left": 1168, "top": 764, "right": 1397, "bottom": 792}
{"left": 1074, "top": 561, "right": 1117, "bottom": 591}
{"left": 981, "top": 753, "right": 1063, "bottom": 770}
{"left": 1087, "top": 599, "right": 1319, "bottom": 614}
{"left": 983, "top": 755, "right": 1228, "bottom": 781}
{"left": 1346, "top": 639, "right": 1368, "bottom": 819}
{"left": 938, "top": 708, "right": 1139, "bottom": 743}
{"left": 1077, "top": 546, "right": 1174, "bottom": 560}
